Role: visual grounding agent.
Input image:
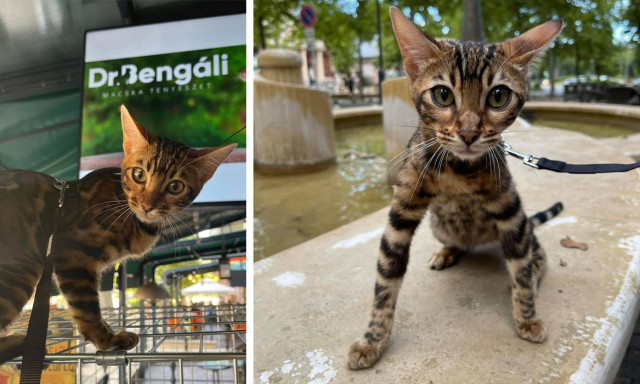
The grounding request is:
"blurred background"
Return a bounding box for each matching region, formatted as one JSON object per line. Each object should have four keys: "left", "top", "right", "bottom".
{"left": 255, "top": 0, "right": 639, "bottom": 102}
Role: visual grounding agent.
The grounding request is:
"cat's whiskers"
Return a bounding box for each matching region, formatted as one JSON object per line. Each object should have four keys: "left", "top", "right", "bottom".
{"left": 494, "top": 145, "right": 509, "bottom": 169}
{"left": 158, "top": 217, "right": 174, "bottom": 258}
{"left": 157, "top": 217, "right": 174, "bottom": 259}
{"left": 170, "top": 210, "right": 195, "bottom": 218}
{"left": 387, "top": 139, "right": 437, "bottom": 173}
{"left": 165, "top": 215, "right": 185, "bottom": 260}
{"left": 487, "top": 148, "right": 500, "bottom": 184}
{"left": 386, "top": 140, "right": 428, "bottom": 166}
{"left": 162, "top": 215, "right": 180, "bottom": 244}
{"left": 482, "top": 143, "right": 499, "bottom": 183}
{"left": 82, "top": 200, "right": 128, "bottom": 216}
{"left": 410, "top": 144, "right": 443, "bottom": 202}
{"left": 104, "top": 204, "right": 134, "bottom": 232}
{"left": 159, "top": 216, "right": 169, "bottom": 237}
{"left": 96, "top": 204, "right": 131, "bottom": 228}
{"left": 168, "top": 215, "right": 186, "bottom": 242}
{"left": 492, "top": 146, "right": 502, "bottom": 187}
{"left": 170, "top": 213, "right": 197, "bottom": 238}
{"left": 93, "top": 204, "right": 128, "bottom": 219}
{"left": 125, "top": 210, "right": 135, "bottom": 225}
{"left": 118, "top": 210, "right": 136, "bottom": 231}
{"left": 163, "top": 218, "right": 179, "bottom": 244}
{"left": 94, "top": 202, "right": 129, "bottom": 220}
{"left": 487, "top": 145, "right": 502, "bottom": 187}
{"left": 435, "top": 145, "right": 450, "bottom": 183}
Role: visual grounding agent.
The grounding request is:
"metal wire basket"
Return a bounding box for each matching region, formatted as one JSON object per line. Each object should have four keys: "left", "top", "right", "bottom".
{"left": 1, "top": 304, "right": 246, "bottom": 384}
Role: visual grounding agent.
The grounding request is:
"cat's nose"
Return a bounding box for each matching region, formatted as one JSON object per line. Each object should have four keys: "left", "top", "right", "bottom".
{"left": 141, "top": 202, "right": 153, "bottom": 213}
{"left": 458, "top": 130, "right": 480, "bottom": 146}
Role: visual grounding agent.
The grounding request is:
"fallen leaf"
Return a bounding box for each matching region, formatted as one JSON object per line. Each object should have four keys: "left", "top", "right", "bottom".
{"left": 560, "top": 236, "right": 588, "bottom": 251}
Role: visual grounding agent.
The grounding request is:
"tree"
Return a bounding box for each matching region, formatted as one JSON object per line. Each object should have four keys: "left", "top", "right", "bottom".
{"left": 382, "top": 0, "right": 465, "bottom": 74}
{"left": 253, "top": 1, "right": 368, "bottom": 83}
{"left": 623, "top": 0, "right": 640, "bottom": 78}
{"left": 256, "top": 0, "right": 626, "bottom": 87}
{"left": 254, "top": 0, "right": 300, "bottom": 50}
{"left": 353, "top": 1, "right": 377, "bottom": 93}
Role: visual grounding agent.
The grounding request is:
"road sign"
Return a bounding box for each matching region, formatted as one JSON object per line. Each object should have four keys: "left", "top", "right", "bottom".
{"left": 300, "top": 5, "right": 316, "bottom": 29}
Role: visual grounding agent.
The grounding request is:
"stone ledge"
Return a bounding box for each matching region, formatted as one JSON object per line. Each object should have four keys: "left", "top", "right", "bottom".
{"left": 255, "top": 125, "right": 640, "bottom": 383}
{"left": 333, "top": 106, "right": 383, "bottom": 129}
{"left": 523, "top": 102, "right": 640, "bottom": 119}
{"left": 522, "top": 102, "right": 640, "bottom": 131}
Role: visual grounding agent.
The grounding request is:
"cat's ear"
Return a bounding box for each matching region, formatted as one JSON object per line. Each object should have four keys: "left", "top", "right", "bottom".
{"left": 389, "top": 6, "right": 441, "bottom": 81}
{"left": 191, "top": 142, "right": 238, "bottom": 183}
{"left": 121, "top": 105, "right": 155, "bottom": 155}
{"left": 500, "top": 20, "right": 563, "bottom": 66}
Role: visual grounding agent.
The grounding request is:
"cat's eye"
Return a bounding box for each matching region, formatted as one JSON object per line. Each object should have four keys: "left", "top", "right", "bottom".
{"left": 167, "top": 180, "right": 185, "bottom": 194}
{"left": 431, "top": 86, "right": 455, "bottom": 107}
{"left": 487, "top": 86, "right": 511, "bottom": 109}
{"left": 132, "top": 168, "right": 146, "bottom": 183}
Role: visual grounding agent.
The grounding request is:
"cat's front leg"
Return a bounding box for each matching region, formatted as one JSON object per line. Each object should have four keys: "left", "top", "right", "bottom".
{"left": 55, "top": 259, "right": 139, "bottom": 350}
{"left": 348, "top": 168, "right": 431, "bottom": 369}
{"left": 493, "top": 195, "right": 546, "bottom": 343}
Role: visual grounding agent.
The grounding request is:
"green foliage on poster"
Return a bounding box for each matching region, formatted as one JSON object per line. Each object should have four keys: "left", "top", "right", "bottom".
{"left": 82, "top": 45, "right": 246, "bottom": 157}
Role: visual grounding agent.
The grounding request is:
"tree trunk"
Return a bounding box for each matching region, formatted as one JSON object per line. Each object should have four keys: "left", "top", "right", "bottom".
{"left": 461, "top": 0, "right": 484, "bottom": 41}
{"left": 259, "top": 16, "right": 266, "bottom": 49}
{"left": 537, "top": 63, "right": 544, "bottom": 92}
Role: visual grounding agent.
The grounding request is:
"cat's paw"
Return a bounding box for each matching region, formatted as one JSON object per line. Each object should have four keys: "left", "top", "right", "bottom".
{"left": 347, "top": 338, "right": 382, "bottom": 369}
{"left": 111, "top": 331, "right": 139, "bottom": 350}
{"left": 0, "top": 334, "right": 26, "bottom": 364}
{"left": 429, "top": 247, "right": 461, "bottom": 270}
{"left": 516, "top": 319, "right": 546, "bottom": 343}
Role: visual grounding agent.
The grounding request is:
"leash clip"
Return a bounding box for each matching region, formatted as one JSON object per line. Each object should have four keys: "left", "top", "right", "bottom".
{"left": 53, "top": 179, "right": 69, "bottom": 208}
{"left": 45, "top": 179, "right": 69, "bottom": 258}
{"left": 502, "top": 143, "right": 539, "bottom": 169}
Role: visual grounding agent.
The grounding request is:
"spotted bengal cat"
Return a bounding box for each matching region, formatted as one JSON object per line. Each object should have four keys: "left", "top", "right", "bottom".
{"left": 0, "top": 105, "right": 236, "bottom": 363}
{"left": 348, "top": 7, "right": 564, "bottom": 369}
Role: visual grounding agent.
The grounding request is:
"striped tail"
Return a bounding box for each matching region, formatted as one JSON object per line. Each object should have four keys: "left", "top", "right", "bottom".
{"left": 529, "top": 202, "right": 563, "bottom": 227}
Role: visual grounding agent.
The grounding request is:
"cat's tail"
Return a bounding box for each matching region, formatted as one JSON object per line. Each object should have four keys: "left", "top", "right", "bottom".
{"left": 529, "top": 202, "right": 563, "bottom": 227}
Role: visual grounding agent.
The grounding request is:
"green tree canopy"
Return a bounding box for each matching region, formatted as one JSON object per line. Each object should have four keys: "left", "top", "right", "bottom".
{"left": 256, "top": 0, "right": 635, "bottom": 80}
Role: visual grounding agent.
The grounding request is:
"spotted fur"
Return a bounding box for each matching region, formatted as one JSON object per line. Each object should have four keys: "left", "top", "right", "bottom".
{"left": 348, "top": 7, "right": 563, "bottom": 369}
{"left": 0, "top": 105, "right": 236, "bottom": 363}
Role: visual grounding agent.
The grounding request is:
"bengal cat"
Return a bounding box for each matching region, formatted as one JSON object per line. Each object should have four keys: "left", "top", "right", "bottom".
{"left": 0, "top": 105, "right": 236, "bottom": 363}
{"left": 348, "top": 7, "right": 564, "bottom": 369}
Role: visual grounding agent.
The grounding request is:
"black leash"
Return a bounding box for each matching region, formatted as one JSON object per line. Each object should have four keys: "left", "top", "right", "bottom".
{"left": 503, "top": 143, "right": 640, "bottom": 174}
{"left": 19, "top": 179, "right": 68, "bottom": 384}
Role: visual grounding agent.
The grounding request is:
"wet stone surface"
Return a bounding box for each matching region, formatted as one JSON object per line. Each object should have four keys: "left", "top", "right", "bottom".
{"left": 254, "top": 124, "right": 392, "bottom": 260}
